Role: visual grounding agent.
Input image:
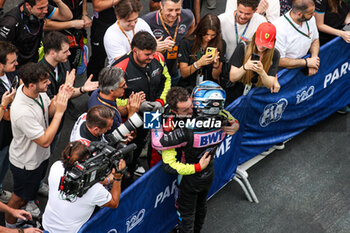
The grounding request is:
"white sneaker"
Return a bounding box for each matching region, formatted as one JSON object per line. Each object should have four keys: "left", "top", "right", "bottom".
{"left": 24, "top": 201, "right": 40, "bottom": 218}
{"left": 37, "top": 183, "right": 49, "bottom": 197}
{"left": 0, "top": 190, "right": 12, "bottom": 203}
{"left": 134, "top": 166, "right": 146, "bottom": 177}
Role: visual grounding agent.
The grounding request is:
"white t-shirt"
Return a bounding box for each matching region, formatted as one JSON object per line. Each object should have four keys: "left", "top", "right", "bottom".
{"left": 9, "top": 84, "right": 51, "bottom": 170}
{"left": 104, "top": 18, "right": 153, "bottom": 66}
{"left": 273, "top": 11, "right": 319, "bottom": 59}
{"left": 219, "top": 12, "right": 266, "bottom": 59}
{"left": 225, "top": 0, "right": 280, "bottom": 22}
{"left": 43, "top": 161, "right": 112, "bottom": 233}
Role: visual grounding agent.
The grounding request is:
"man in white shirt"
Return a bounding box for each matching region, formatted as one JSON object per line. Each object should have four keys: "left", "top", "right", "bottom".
{"left": 0, "top": 41, "right": 17, "bottom": 204}
{"left": 103, "top": 0, "right": 154, "bottom": 67}
{"left": 5, "top": 62, "right": 71, "bottom": 228}
{"left": 273, "top": 0, "right": 320, "bottom": 76}
{"left": 43, "top": 141, "right": 126, "bottom": 233}
{"left": 219, "top": 0, "right": 266, "bottom": 59}
{"left": 225, "top": 0, "right": 280, "bottom": 22}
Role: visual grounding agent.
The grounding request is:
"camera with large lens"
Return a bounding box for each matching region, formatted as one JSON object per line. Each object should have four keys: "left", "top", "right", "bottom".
{"left": 59, "top": 142, "right": 136, "bottom": 201}
{"left": 105, "top": 113, "right": 143, "bottom": 146}
{"left": 59, "top": 113, "right": 144, "bottom": 201}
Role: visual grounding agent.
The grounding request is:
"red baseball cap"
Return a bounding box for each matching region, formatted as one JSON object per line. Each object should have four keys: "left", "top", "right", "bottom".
{"left": 255, "top": 22, "right": 276, "bottom": 49}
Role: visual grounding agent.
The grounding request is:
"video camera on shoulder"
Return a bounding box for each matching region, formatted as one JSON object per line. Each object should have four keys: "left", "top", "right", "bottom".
{"left": 59, "top": 142, "right": 136, "bottom": 201}
{"left": 58, "top": 113, "right": 143, "bottom": 201}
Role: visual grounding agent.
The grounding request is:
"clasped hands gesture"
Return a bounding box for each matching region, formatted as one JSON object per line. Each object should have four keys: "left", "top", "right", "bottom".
{"left": 156, "top": 36, "right": 176, "bottom": 53}
{"left": 305, "top": 56, "right": 320, "bottom": 76}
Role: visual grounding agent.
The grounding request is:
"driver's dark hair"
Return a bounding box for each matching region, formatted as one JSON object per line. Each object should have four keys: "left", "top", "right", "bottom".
{"left": 166, "top": 86, "right": 190, "bottom": 111}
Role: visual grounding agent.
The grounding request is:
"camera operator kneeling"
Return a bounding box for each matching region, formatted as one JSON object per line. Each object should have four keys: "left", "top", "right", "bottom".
{"left": 42, "top": 141, "right": 126, "bottom": 233}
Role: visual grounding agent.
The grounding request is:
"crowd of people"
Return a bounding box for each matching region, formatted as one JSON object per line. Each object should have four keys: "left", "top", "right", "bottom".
{"left": 0, "top": 0, "right": 349, "bottom": 232}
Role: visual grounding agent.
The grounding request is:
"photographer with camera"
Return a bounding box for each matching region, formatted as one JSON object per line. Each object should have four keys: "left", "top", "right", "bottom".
{"left": 42, "top": 141, "right": 126, "bottom": 233}
{"left": 152, "top": 82, "right": 239, "bottom": 233}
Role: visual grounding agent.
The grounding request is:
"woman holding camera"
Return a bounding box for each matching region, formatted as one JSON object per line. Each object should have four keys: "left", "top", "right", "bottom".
{"left": 177, "top": 13, "right": 226, "bottom": 90}
{"left": 43, "top": 141, "right": 126, "bottom": 233}
{"left": 229, "top": 22, "right": 280, "bottom": 96}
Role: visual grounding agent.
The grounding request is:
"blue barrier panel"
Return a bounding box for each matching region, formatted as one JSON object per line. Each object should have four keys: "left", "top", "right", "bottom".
{"left": 79, "top": 162, "right": 178, "bottom": 233}
{"left": 79, "top": 135, "right": 240, "bottom": 233}
{"left": 229, "top": 37, "right": 350, "bottom": 164}
{"left": 79, "top": 37, "right": 349, "bottom": 233}
{"left": 208, "top": 96, "right": 247, "bottom": 197}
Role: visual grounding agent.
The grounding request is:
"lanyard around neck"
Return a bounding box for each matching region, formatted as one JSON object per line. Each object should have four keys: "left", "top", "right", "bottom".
{"left": 117, "top": 21, "right": 135, "bottom": 48}
{"left": 234, "top": 12, "right": 251, "bottom": 45}
{"left": 283, "top": 14, "right": 310, "bottom": 39}
{"left": 97, "top": 96, "right": 121, "bottom": 116}
{"left": 33, "top": 95, "right": 47, "bottom": 128}
{"left": 158, "top": 10, "right": 179, "bottom": 42}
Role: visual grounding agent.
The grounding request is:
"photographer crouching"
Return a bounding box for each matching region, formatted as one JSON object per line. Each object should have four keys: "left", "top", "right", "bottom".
{"left": 42, "top": 141, "right": 126, "bottom": 233}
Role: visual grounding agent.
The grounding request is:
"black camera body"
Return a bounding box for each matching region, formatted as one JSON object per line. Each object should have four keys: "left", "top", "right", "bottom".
{"left": 59, "top": 142, "right": 136, "bottom": 200}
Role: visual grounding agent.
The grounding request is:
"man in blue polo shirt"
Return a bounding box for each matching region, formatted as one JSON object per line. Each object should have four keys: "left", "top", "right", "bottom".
{"left": 88, "top": 66, "right": 143, "bottom": 134}
{"left": 143, "top": 0, "right": 195, "bottom": 86}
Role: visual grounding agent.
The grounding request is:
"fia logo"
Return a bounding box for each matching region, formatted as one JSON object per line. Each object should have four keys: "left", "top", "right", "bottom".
{"left": 259, "top": 98, "right": 288, "bottom": 127}
{"left": 143, "top": 111, "right": 162, "bottom": 129}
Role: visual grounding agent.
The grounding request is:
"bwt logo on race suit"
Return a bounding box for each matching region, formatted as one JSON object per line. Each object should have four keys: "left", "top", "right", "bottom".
{"left": 296, "top": 86, "right": 314, "bottom": 104}
{"left": 126, "top": 209, "right": 146, "bottom": 232}
{"left": 198, "top": 130, "right": 224, "bottom": 146}
{"left": 259, "top": 98, "right": 288, "bottom": 127}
